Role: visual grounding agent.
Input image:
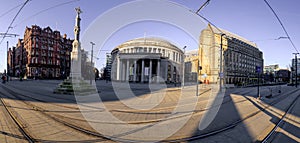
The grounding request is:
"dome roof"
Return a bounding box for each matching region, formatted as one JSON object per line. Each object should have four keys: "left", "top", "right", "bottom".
{"left": 114, "top": 37, "right": 183, "bottom": 53}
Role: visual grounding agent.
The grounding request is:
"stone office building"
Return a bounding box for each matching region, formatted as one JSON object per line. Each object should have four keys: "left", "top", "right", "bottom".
{"left": 199, "top": 24, "right": 264, "bottom": 85}
{"left": 110, "top": 37, "right": 184, "bottom": 83}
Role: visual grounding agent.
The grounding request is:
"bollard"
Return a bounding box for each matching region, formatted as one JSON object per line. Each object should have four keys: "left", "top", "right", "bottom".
{"left": 266, "top": 88, "right": 272, "bottom": 98}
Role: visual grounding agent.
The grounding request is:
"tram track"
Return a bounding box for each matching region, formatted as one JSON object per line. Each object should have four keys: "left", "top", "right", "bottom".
{"left": 0, "top": 86, "right": 112, "bottom": 142}
{"left": 0, "top": 98, "right": 35, "bottom": 143}
{"left": 261, "top": 91, "right": 300, "bottom": 143}
{"left": 162, "top": 87, "right": 300, "bottom": 142}
{"left": 1, "top": 83, "right": 298, "bottom": 142}
{"left": 3, "top": 83, "right": 249, "bottom": 125}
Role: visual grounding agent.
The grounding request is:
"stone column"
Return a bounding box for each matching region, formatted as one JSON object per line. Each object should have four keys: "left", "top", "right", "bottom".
{"left": 149, "top": 60, "right": 152, "bottom": 83}
{"left": 134, "top": 60, "right": 137, "bottom": 82}
{"left": 122, "top": 60, "right": 126, "bottom": 81}
{"left": 126, "top": 60, "right": 130, "bottom": 81}
{"left": 141, "top": 59, "right": 144, "bottom": 82}
{"left": 157, "top": 60, "right": 160, "bottom": 83}
{"left": 117, "top": 57, "right": 120, "bottom": 80}
{"left": 165, "top": 63, "right": 168, "bottom": 82}
{"left": 171, "top": 64, "right": 174, "bottom": 82}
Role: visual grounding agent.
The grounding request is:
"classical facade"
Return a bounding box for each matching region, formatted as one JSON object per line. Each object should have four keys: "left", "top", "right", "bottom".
{"left": 110, "top": 37, "right": 184, "bottom": 83}
{"left": 199, "top": 24, "right": 264, "bottom": 85}
{"left": 8, "top": 25, "right": 73, "bottom": 79}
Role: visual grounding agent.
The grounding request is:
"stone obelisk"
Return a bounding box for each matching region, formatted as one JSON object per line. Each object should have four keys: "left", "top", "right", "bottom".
{"left": 71, "top": 7, "right": 82, "bottom": 81}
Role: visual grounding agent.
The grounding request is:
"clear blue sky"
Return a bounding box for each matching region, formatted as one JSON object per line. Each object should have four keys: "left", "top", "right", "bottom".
{"left": 0, "top": 0, "right": 299, "bottom": 72}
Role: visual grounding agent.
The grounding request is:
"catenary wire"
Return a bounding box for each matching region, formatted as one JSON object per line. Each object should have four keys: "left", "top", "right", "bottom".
{"left": 13, "top": 0, "right": 80, "bottom": 28}
{"left": 0, "top": 0, "right": 30, "bottom": 45}
{"left": 0, "top": 2, "right": 23, "bottom": 18}
{"left": 263, "top": 0, "right": 299, "bottom": 53}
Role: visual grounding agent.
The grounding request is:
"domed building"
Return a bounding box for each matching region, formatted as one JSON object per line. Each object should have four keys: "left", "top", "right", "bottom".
{"left": 110, "top": 37, "right": 184, "bottom": 83}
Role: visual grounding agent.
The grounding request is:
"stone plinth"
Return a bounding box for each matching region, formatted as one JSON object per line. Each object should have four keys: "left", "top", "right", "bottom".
{"left": 53, "top": 77, "right": 97, "bottom": 95}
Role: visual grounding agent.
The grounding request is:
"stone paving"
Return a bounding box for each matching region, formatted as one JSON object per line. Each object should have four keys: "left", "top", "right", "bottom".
{"left": 0, "top": 79, "right": 299, "bottom": 142}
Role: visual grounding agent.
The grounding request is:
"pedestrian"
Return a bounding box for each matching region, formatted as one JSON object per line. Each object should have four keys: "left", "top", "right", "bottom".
{"left": 2, "top": 75, "right": 6, "bottom": 84}
{"left": 174, "top": 79, "right": 177, "bottom": 87}
{"left": 19, "top": 72, "right": 23, "bottom": 81}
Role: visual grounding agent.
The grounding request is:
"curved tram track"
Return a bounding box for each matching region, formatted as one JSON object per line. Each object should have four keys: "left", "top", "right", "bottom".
{"left": 0, "top": 85, "right": 111, "bottom": 142}
{"left": 0, "top": 83, "right": 298, "bottom": 142}
{"left": 0, "top": 98, "right": 35, "bottom": 142}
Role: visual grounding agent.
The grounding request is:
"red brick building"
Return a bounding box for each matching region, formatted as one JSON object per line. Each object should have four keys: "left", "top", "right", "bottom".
{"left": 8, "top": 25, "right": 73, "bottom": 79}
{"left": 8, "top": 39, "right": 26, "bottom": 77}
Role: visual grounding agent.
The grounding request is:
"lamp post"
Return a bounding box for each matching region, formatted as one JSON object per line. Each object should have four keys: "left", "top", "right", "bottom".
{"left": 196, "top": 58, "right": 199, "bottom": 96}
{"left": 293, "top": 53, "right": 299, "bottom": 87}
{"left": 6, "top": 41, "right": 9, "bottom": 82}
{"left": 90, "top": 42, "right": 95, "bottom": 85}
{"left": 220, "top": 34, "right": 225, "bottom": 90}
{"left": 182, "top": 46, "right": 186, "bottom": 88}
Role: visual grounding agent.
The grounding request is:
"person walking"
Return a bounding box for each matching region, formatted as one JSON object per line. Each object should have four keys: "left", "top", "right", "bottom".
{"left": 2, "top": 75, "right": 6, "bottom": 84}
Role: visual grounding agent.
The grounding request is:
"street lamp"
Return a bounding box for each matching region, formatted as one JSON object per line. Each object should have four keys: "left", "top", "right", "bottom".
{"left": 293, "top": 53, "right": 299, "bottom": 87}
{"left": 182, "top": 46, "right": 186, "bottom": 88}
{"left": 6, "top": 41, "right": 9, "bottom": 82}
{"left": 276, "top": 36, "right": 289, "bottom": 40}
{"left": 220, "top": 34, "right": 225, "bottom": 90}
{"left": 90, "top": 42, "right": 95, "bottom": 85}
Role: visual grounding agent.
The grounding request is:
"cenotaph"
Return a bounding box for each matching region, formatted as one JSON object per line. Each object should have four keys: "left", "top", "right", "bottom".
{"left": 54, "top": 7, "right": 97, "bottom": 95}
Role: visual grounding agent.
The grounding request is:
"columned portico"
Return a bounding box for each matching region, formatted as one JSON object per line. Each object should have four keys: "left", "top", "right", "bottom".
{"left": 111, "top": 37, "right": 184, "bottom": 83}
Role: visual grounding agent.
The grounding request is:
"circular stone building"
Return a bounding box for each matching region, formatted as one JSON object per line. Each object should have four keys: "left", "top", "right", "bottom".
{"left": 110, "top": 37, "right": 184, "bottom": 83}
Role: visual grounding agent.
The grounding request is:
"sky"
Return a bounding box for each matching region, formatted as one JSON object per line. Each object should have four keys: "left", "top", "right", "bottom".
{"left": 0, "top": 0, "right": 299, "bottom": 72}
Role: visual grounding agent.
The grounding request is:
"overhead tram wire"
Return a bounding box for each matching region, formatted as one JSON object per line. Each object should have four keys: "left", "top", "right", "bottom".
{"left": 13, "top": 0, "right": 80, "bottom": 28}
{"left": 263, "top": 0, "right": 299, "bottom": 53}
{"left": 0, "top": 2, "right": 24, "bottom": 18}
{"left": 0, "top": 0, "right": 30, "bottom": 45}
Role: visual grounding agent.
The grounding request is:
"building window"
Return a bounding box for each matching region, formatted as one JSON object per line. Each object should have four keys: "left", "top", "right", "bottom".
{"left": 139, "top": 47, "right": 143, "bottom": 53}
{"left": 153, "top": 48, "right": 157, "bottom": 53}
{"left": 42, "top": 58, "right": 46, "bottom": 64}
